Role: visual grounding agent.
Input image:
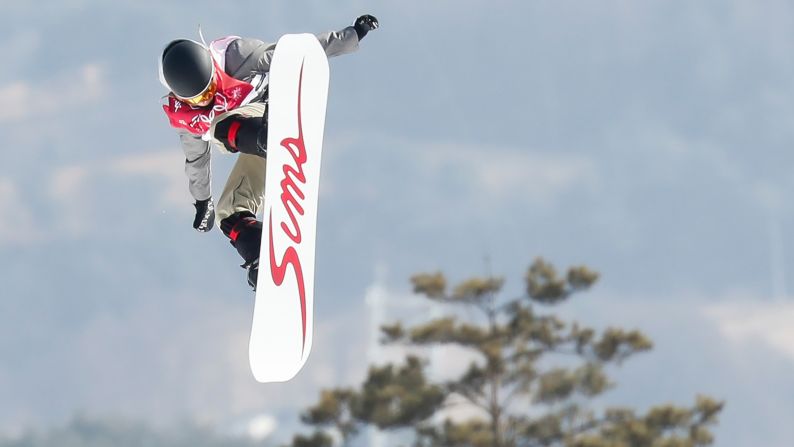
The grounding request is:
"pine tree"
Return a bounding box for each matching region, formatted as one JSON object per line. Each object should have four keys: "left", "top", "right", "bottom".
{"left": 287, "top": 259, "right": 723, "bottom": 447}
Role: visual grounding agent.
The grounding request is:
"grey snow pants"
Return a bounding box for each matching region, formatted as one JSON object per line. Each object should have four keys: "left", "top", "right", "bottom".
{"left": 209, "top": 103, "right": 267, "bottom": 223}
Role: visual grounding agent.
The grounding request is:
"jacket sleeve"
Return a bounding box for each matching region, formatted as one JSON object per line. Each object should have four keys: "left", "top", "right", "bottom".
{"left": 315, "top": 26, "right": 360, "bottom": 58}
{"left": 178, "top": 131, "right": 212, "bottom": 201}
{"left": 225, "top": 26, "right": 360, "bottom": 79}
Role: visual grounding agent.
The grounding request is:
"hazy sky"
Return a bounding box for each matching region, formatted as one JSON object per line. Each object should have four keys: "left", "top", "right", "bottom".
{"left": 2, "top": 1, "right": 794, "bottom": 445}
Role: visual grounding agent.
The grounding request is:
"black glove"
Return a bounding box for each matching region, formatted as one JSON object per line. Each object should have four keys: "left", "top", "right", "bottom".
{"left": 193, "top": 198, "right": 215, "bottom": 232}
{"left": 354, "top": 14, "right": 379, "bottom": 40}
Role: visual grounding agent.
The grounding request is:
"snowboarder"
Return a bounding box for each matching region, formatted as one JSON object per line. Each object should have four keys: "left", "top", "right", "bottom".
{"left": 159, "top": 15, "right": 379, "bottom": 289}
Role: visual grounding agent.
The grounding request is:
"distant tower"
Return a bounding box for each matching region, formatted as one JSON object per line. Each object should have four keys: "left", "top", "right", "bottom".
{"left": 364, "top": 262, "right": 389, "bottom": 447}
{"left": 364, "top": 263, "right": 442, "bottom": 446}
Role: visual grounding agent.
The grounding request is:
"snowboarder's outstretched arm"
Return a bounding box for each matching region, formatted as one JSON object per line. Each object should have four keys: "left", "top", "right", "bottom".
{"left": 318, "top": 14, "right": 379, "bottom": 56}
{"left": 179, "top": 131, "right": 215, "bottom": 232}
{"left": 224, "top": 14, "right": 379, "bottom": 80}
{"left": 314, "top": 26, "right": 360, "bottom": 58}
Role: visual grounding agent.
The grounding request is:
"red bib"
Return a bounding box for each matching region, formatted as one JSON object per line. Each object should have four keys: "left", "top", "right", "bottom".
{"left": 162, "top": 61, "right": 254, "bottom": 137}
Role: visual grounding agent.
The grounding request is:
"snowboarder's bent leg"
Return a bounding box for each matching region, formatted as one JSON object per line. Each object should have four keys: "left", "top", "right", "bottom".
{"left": 215, "top": 153, "right": 267, "bottom": 223}
{"left": 216, "top": 153, "right": 266, "bottom": 289}
{"left": 211, "top": 104, "right": 269, "bottom": 290}
{"left": 215, "top": 124, "right": 267, "bottom": 289}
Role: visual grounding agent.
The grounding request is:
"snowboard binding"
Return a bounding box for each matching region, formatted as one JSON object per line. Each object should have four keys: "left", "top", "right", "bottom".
{"left": 221, "top": 211, "right": 262, "bottom": 291}
{"left": 246, "top": 259, "right": 259, "bottom": 290}
{"left": 214, "top": 113, "right": 268, "bottom": 158}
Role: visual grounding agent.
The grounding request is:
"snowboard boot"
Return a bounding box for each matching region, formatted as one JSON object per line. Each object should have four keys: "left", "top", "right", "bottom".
{"left": 214, "top": 114, "right": 268, "bottom": 158}
{"left": 220, "top": 211, "right": 262, "bottom": 290}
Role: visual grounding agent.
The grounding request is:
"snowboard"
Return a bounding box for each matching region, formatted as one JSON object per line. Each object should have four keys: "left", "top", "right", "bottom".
{"left": 249, "top": 34, "right": 330, "bottom": 383}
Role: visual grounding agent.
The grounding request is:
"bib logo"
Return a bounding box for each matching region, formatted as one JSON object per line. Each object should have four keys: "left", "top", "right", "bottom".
{"left": 268, "top": 62, "right": 309, "bottom": 350}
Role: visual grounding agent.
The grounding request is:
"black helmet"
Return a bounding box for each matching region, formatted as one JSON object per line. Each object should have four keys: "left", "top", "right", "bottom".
{"left": 160, "top": 39, "right": 214, "bottom": 99}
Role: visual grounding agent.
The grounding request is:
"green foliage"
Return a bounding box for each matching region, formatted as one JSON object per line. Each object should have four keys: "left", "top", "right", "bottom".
{"left": 380, "top": 322, "right": 405, "bottom": 343}
{"left": 287, "top": 431, "right": 335, "bottom": 447}
{"left": 289, "top": 259, "right": 723, "bottom": 447}
{"left": 567, "top": 396, "right": 725, "bottom": 447}
{"left": 292, "top": 357, "right": 445, "bottom": 445}
{"left": 356, "top": 356, "right": 446, "bottom": 428}
{"left": 534, "top": 363, "right": 611, "bottom": 404}
{"left": 525, "top": 258, "right": 599, "bottom": 304}
{"left": 411, "top": 272, "right": 447, "bottom": 299}
{"left": 452, "top": 277, "right": 505, "bottom": 305}
{"left": 415, "top": 419, "right": 494, "bottom": 447}
{"left": 408, "top": 318, "right": 489, "bottom": 347}
{"left": 300, "top": 389, "right": 358, "bottom": 441}
{"left": 592, "top": 328, "right": 654, "bottom": 363}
